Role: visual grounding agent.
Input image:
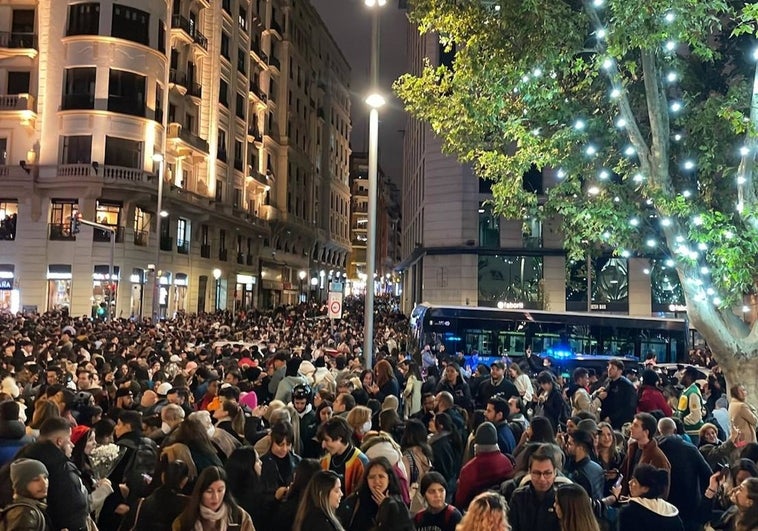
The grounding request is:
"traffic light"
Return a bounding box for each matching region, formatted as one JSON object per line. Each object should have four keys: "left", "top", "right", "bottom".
{"left": 71, "top": 210, "right": 82, "bottom": 234}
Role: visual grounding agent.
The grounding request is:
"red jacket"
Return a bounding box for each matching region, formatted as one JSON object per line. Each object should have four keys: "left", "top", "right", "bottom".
{"left": 637, "top": 385, "right": 673, "bottom": 417}
{"left": 455, "top": 449, "right": 514, "bottom": 509}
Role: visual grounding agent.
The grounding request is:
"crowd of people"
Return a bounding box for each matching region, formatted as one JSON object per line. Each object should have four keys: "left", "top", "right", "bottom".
{"left": 0, "top": 297, "right": 755, "bottom": 531}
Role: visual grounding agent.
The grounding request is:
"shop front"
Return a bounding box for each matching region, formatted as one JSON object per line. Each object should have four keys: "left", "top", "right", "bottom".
{"left": 173, "top": 273, "right": 188, "bottom": 314}
{"left": 47, "top": 264, "right": 72, "bottom": 311}
{"left": 129, "top": 268, "right": 146, "bottom": 319}
{"left": 158, "top": 271, "right": 172, "bottom": 319}
{"left": 0, "top": 265, "right": 18, "bottom": 313}
{"left": 92, "top": 265, "right": 120, "bottom": 319}
{"left": 260, "top": 263, "right": 284, "bottom": 309}
{"left": 234, "top": 274, "right": 256, "bottom": 311}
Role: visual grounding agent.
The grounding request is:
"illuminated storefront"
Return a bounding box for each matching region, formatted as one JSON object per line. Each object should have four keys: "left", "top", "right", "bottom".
{"left": 47, "top": 264, "right": 72, "bottom": 311}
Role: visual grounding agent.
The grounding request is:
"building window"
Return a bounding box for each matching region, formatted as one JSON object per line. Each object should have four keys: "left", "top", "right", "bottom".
{"left": 237, "top": 48, "right": 247, "bottom": 75}
{"left": 61, "top": 136, "right": 92, "bottom": 164}
{"left": 0, "top": 200, "right": 18, "bottom": 241}
{"left": 217, "top": 130, "right": 227, "bottom": 162}
{"left": 104, "top": 136, "right": 142, "bottom": 169}
{"left": 222, "top": 0, "right": 231, "bottom": 15}
{"left": 219, "top": 229, "right": 227, "bottom": 251}
{"left": 108, "top": 69, "right": 146, "bottom": 117}
{"left": 7, "top": 72, "right": 30, "bottom": 94}
{"left": 523, "top": 216, "right": 542, "bottom": 248}
{"left": 158, "top": 19, "right": 166, "bottom": 54}
{"left": 133, "top": 206, "right": 150, "bottom": 246}
{"left": 234, "top": 188, "right": 242, "bottom": 208}
{"left": 233, "top": 140, "right": 243, "bottom": 171}
{"left": 177, "top": 218, "right": 190, "bottom": 254}
{"left": 67, "top": 3, "right": 100, "bottom": 36}
{"left": 478, "top": 255, "right": 543, "bottom": 309}
{"left": 95, "top": 201, "right": 120, "bottom": 225}
{"left": 566, "top": 256, "right": 629, "bottom": 312}
{"left": 235, "top": 92, "right": 245, "bottom": 119}
{"left": 221, "top": 32, "right": 230, "bottom": 60}
{"left": 219, "top": 79, "right": 229, "bottom": 106}
{"left": 49, "top": 199, "right": 79, "bottom": 241}
{"left": 112, "top": 4, "right": 149, "bottom": 46}
{"left": 216, "top": 180, "right": 224, "bottom": 202}
{"left": 0, "top": 139, "right": 6, "bottom": 165}
{"left": 651, "top": 259, "right": 685, "bottom": 314}
{"left": 62, "top": 67, "right": 96, "bottom": 110}
{"left": 478, "top": 203, "right": 499, "bottom": 248}
{"left": 238, "top": 5, "right": 247, "bottom": 30}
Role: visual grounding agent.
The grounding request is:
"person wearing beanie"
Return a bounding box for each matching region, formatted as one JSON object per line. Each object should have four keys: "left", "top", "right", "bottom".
{"left": 0, "top": 400, "right": 34, "bottom": 466}
{"left": 454, "top": 421, "right": 514, "bottom": 509}
{"left": 637, "top": 369, "right": 673, "bottom": 417}
{"left": 4, "top": 458, "right": 51, "bottom": 531}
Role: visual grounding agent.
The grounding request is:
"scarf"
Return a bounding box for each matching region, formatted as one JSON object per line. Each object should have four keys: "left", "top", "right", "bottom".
{"left": 195, "top": 502, "right": 229, "bottom": 531}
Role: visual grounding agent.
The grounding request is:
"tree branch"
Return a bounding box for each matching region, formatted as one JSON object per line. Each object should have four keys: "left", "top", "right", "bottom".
{"left": 640, "top": 50, "right": 674, "bottom": 196}
{"left": 735, "top": 61, "right": 758, "bottom": 214}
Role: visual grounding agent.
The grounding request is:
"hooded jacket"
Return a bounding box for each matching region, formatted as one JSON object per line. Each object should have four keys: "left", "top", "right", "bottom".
{"left": 618, "top": 498, "right": 684, "bottom": 531}
{"left": 1, "top": 495, "right": 52, "bottom": 531}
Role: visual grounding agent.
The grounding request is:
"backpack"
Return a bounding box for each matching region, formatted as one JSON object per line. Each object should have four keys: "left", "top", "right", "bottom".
{"left": 0, "top": 501, "right": 45, "bottom": 531}
{"left": 119, "top": 437, "right": 158, "bottom": 498}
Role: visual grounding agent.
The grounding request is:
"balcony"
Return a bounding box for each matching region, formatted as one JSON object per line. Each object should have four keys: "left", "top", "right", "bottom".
{"left": 249, "top": 82, "right": 267, "bottom": 104}
{"left": 49, "top": 223, "right": 75, "bottom": 241}
{"left": 246, "top": 254, "right": 253, "bottom": 266}
{"left": 186, "top": 82, "right": 202, "bottom": 103}
{"left": 237, "top": 252, "right": 244, "bottom": 264}
{"left": 269, "top": 55, "right": 281, "bottom": 72}
{"left": 247, "top": 127, "right": 263, "bottom": 144}
{"left": 270, "top": 19, "right": 282, "bottom": 37}
{"left": 93, "top": 226, "right": 125, "bottom": 243}
{"left": 200, "top": 243, "right": 211, "bottom": 258}
{"left": 171, "top": 15, "right": 208, "bottom": 52}
{"left": 169, "top": 69, "right": 188, "bottom": 94}
{"left": 61, "top": 93, "right": 95, "bottom": 111}
{"left": 134, "top": 230, "right": 149, "bottom": 246}
{"left": 0, "top": 32, "right": 37, "bottom": 58}
{"left": 219, "top": 248, "right": 228, "bottom": 261}
{"left": 102, "top": 166, "right": 153, "bottom": 191}
{"left": 177, "top": 239, "right": 190, "bottom": 254}
{"left": 0, "top": 94, "right": 35, "bottom": 112}
{"left": 160, "top": 235, "right": 173, "bottom": 251}
{"left": 168, "top": 122, "right": 210, "bottom": 155}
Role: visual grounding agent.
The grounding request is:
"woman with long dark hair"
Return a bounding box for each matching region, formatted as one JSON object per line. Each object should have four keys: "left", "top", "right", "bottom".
{"left": 293, "top": 470, "right": 344, "bottom": 531}
{"left": 428, "top": 412, "right": 463, "bottom": 503}
{"left": 337, "top": 456, "right": 411, "bottom": 531}
{"left": 171, "top": 466, "right": 254, "bottom": 531}
{"left": 224, "top": 446, "right": 263, "bottom": 527}
{"left": 596, "top": 421, "right": 625, "bottom": 496}
{"left": 369, "top": 360, "right": 399, "bottom": 404}
{"left": 273, "top": 458, "right": 323, "bottom": 531}
{"left": 400, "top": 418, "right": 434, "bottom": 514}
{"left": 124, "top": 458, "right": 190, "bottom": 531}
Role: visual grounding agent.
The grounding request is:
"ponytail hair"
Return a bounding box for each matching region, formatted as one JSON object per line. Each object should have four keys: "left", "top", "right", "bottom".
{"left": 223, "top": 400, "right": 245, "bottom": 436}
{"left": 632, "top": 464, "right": 669, "bottom": 499}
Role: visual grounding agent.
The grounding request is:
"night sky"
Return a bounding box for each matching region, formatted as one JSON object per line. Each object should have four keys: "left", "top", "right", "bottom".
{"left": 311, "top": 0, "right": 410, "bottom": 185}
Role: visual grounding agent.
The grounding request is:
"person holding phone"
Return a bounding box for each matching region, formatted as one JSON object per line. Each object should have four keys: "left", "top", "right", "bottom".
{"left": 614, "top": 464, "right": 683, "bottom": 531}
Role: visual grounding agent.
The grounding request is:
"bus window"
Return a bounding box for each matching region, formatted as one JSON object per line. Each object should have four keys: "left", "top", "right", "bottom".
{"left": 497, "top": 331, "right": 525, "bottom": 357}
{"left": 642, "top": 338, "right": 670, "bottom": 363}
{"left": 464, "top": 329, "right": 491, "bottom": 355}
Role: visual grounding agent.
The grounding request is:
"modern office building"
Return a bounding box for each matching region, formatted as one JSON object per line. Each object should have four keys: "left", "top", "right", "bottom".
{"left": 0, "top": 0, "right": 350, "bottom": 317}
{"left": 398, "top": 23, "right": 681, "bottom": 318}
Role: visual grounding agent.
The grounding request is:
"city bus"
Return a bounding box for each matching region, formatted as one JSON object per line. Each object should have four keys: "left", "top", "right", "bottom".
{"left": 410, "top": 303, "right": 689, "bottom": 369}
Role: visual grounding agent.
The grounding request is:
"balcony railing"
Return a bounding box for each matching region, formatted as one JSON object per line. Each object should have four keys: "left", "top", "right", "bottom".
{"left": 93, "top": 226, "right": 125, "bottom": 243}
{"left": 200, "top": 243, "right": 211, "bottom": 258}
{"left": 237, "top": 252, "right": 244, "bottom": 264}
{"left": 270, "top": 19, "right": 282, "bottom": 36}
{"left": 169, "top": 69, "right": 188, "bottom": 87}
{"left": 187, "top": 82, "right": 202, "bottom": 100}
{"left": 219, "top": 248, "right": 228, "bottom": 261}
{"left": 248, "top": 127, "right": 263, "bottom": 142}
{"left": 168, "top": 123, "right": 210, "bottom": 153}
{"left": 171, "top": 15, "right": 208, "bottom": 50}
{"left": 134, "top": 230, "right": 149, "bottom": 246}
{"left": 49, "top": 222, "right": 75, "bottom": 241}
{"left": 177, "top": 239, "right": 190, "bottom": 254}
{"left": 0, "top": 94, "right": 35, "bottom": 112}
{"left": 269, "top": 55, "right": 280, "bottom": 71}
{"left": 102, "top": 165, "right": 152, "bottom": 184}
{"left": 0, "top": 32, "right": 37, "bottom": 49}
{"left": 160, "top": 235, "right": 173, "bottom": 251}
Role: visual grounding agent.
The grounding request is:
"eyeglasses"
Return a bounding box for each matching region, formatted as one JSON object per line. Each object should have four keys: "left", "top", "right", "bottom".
{"left": 531, "top": 470, "right": 555, "bottom": 478}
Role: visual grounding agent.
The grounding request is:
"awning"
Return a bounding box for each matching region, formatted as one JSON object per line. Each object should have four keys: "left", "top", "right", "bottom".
{"left": 0, "top": 264, "right": 14, "bottom": 279}
{"left": 175, "top": 273, "right": 188, "bottom": 286}
{"left": 47, "top": 264, "right": 72, "bottom": 280}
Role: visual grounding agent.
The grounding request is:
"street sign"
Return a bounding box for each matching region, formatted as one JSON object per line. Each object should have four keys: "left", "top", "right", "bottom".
{"left": 327, "top": 291, "right": 343, "bottom": 319}
{"left": 330, "top": 281, "right": 343, "bottom": 292}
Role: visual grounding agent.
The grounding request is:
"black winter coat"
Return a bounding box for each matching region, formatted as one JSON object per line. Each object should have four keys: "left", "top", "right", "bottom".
{"left": 618, "top": 499, "right": 685, "bottom": 531}
{"left": 509, "top": 483, "right": 560, "bottom": 531}
{"left": 122, "top": 485, "right": 189, "bottom": 531}
{"left": 657, "top": 435, "right": 713, "bottom": 524}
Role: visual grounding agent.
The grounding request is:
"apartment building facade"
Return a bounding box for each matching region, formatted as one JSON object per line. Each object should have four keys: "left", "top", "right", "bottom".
{"left": 0, "top": 0, "right": 350, "bottom": 317}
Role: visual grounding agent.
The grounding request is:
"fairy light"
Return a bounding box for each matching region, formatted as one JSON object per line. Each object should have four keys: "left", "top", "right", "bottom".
{"left": 586, "top": 145, "right": 598, "bottom": 156}
{"left": 693, "top": 215, "right": 703, "bottom": 226}
{"left": 599, "top": 170, "right": 610, "bottom": 180}
{"left": 574, "top": 119, "right": 586, "bottom": 130}
{"left": 664, "top": 11, "right": 675, "bottom": 23}
{"left": 596, "top": 28, "right": 607, "bottom": 39}
{"left": 670, "top": 101, "right": 682, "bottom": 112}
{"left": 646, "top": 238, "right": 657, "bottom": 247}
{"left": 615, "top": 118, "right": 627, "bottom": 129}
{"left": 630, "top": 217, "right": 640, "bottom": 226}
{"left": 682, "top": 190, "right": 692, "bottom": 198}
{"left": 666, "top": 72, "right": 677, "bottom": 83}
{"left": 660, "top": 218, "right": 672, "bottom": 227}
{"left": 683, "top": 160, "right": 695, "bottom": 170}
{"left": 610, "top": 88, "right": 621, "bottom": 99}
{"left": 633, "top": 172, "right": 644, "bottom": 183}
{"left": 665, "top": 40, "right": 677, "bottom": 52}
{"left": 673, "top": 133, "right": 682, "bottom": 141}
{"left": 740, "top": 146, "right": 750, "bottom": 156}
{"left": 697, "top": 242, "right": 707, "bottom": 251}
{"left": 621, "top": 250, "right": 631, "bottom": 258}
{"left": 602, "top": 58, "right": 614, "bottom": 70}
{"left": 588, "top": 185, "right": 600, "bottom": 195}
{"left": 557, "top": 169, "right": 566, "bottom": 179}
{"left": 700, "top": 266, "right": 710, "bottom": 275}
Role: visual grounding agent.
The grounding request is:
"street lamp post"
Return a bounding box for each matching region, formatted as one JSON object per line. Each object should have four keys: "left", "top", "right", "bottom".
{"left": 213, "top": 268, "right": 222, "bottom": 311}
{"left": 363, "top": 0, "right": 385, "bottom": 369}
{"left": 152, "top": 154, "right": 166, "bottom": 321}
{"left": 298, "top": 270, "right": 306, "bottom": 303}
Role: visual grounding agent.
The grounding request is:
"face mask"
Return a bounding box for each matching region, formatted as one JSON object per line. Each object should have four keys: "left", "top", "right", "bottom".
{"left": 361, "top": 420, "right": 372, "bottom": 434}
{"left": 161, "top": 422, "right": 171, "bottom": 434}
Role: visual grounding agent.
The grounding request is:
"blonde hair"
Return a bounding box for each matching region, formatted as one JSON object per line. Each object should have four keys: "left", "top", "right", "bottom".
{"left": 456, "top": 492, "right": 509, "bottom": 531}
{"left": 346, "top": 405, "right": 372, "bottom": 433}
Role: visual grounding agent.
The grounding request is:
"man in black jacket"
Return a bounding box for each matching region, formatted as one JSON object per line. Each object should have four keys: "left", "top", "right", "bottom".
{"left": 657, "top": 417, "right": 713, "bottom": 531}
{"left": 12, "top": 417, "right": 90, "bottom": 531}
{"left": 597, "top": 360, "right": 637, "bottom": 429}
{"left": 509, "top": 445, "right": 561, "bottom": 531}
{"left": 477, "top": 361, "right": 519, "bottom": 408}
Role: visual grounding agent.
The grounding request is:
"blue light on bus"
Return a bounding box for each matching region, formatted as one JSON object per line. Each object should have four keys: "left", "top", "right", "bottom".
{"left": 444, "top": 336, "right": 462, "bottom": 342}
{"left": 546, "top": 348, "right": 573, "bottom": 359}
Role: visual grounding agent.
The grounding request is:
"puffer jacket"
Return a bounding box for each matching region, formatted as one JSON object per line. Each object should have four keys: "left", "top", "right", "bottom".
{"left": 1, "top": 496, "right": 52, "bottom": 531}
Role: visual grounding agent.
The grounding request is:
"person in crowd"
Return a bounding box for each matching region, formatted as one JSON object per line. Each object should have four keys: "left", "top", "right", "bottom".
{"left": 713, "top": 396, "right": 732, "bottom": 438}
{"left": 564, "top": 428, "right": 604, "bottom": 500}
{"left": 477, "top": 361, "right": 519, "bottom": 408}
{"left": 455, "top": 421, "right": 514, "bottom": 508}
{"left": 0, "top": 399, "right": 35, "bottom": 466}
{"left": 272, "top": 458, "right": 321, "bottom": 531}
{"left": 729, "top": 383, "right": 758, "bottom": 444}
{"left": 619, "top": 413, "right": 671, "bottom": 496}
{"left": 368, "top": 359, "right": 400, "bottom": 405}
{"left": 569, "top": 368, "right": 600, "bottom": 417}
{"left": 436, "top": 362, "right": 473, "bottom": 411}
{"left": 259, "top": 420, "right": 301, "bottom": 528}
{"left": 677, "top": 366, "right": 707, "bottom": 444}
{"left": 172, "top": 466, "right": 254, "bottom": 531}
{"left": 484, "top": 397, "right": 517, "bottom": 455}
{"left": 536, "top": 371, "right": 568, "bottom": 432}
{"left": 553, "top": 483, "right": 600, "bottom": 531}
{"left": 456, "top": 490, "right": 509, "bottom": 531}
{"left": 213, "top": 399, "right": 245, "bottom": 443}
{"left": 509, "top": 362, "right": 535, "bottom": 403}
{"left": 153, "top": 403, "right": 185, "bottom": 446}
{"left": 596, "top": 421, "right": 625, "bottom": 496}
{"left": 276, "top": 357, "right": 309, "bottom": 404}
{"left": 292, "top": 469, "right": 345, "bottom": 531}
{"left": 399, "top": 360, "right": 422, "bottom": 418}
{"left": 337, "top": 456, "right": 409, "bottom": 531}
{"left": 597, "top": 360, "right": 638, "bottom": 430}
{"left": 429, "top": 411, "right": 463, "bottom": 502}
{"left": 399, "top": 418, "right": 434, "bottom": 514}
{"left": 122, "top": 458, "right": 190, "bottom": 531}
{"left": 656, "top": 417, "right": 713, "bottom": 531}
{"left": 224, "top": 446, "right": 264, "bottom": 527}
{"left": 411, "top": 470, "right": 462, "bottom": 531}
{"left": 509, "top": 444, "right": 564, "bottom": 531}
{"left": 346, "top": 405, "right": 373, "bottom": 446}
{"left": 318, "top": 416, "right": 369, "bottom": 496}
{"left": 615, "top": 464, "right": 684, "bottom": 531}
{"left": 433, "top": 391, "right": 466, "bottom": 433}
{"left": 514, "top": 415, "right": 556, "bottom": 457}
{"left": 26, "top": 401, "right": 60, "bottom": 439}
{"left": 637, "top": 369, "right": 673, "bottom": 416}
{"left": 699, "top": 422, "right": 724, "bottom": 447}
{"left": 4, "top": 458, "right": 51, "bottom": 531}
{"left": 10, "top": 417, "right": 91, "bottom": 531}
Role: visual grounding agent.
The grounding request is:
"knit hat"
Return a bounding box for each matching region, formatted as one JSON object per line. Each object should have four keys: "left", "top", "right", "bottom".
{"left": 11, "top": 459, "right": 48, "bottom": 497}
{"left": 0, "top": 400, "right": 20, "bottom": 421}
{"left": 474, "top": 421, "right": 498, "bottom": 446}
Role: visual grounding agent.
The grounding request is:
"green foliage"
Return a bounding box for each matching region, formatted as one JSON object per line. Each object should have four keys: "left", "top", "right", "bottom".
{"left": 395, "top": 0, "right": 758, "bottom": 312}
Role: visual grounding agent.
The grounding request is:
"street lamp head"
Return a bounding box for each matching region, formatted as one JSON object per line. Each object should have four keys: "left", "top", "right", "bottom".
{"left": 319, "top": 270, "right": 326, "bottom": 277}
{"left": 159, "top": 210, "right": 169, "bottom": 218}
{"left": 212, "top": 268, "right": 222, "bottom": 280}
{"left": 152, "top": 153, "right": 164, "bottom": 163}
{"left": 365, "top": 0, "right": 387, "bottom": 6}
{"left": 365, "top": 93, "right": 386, "bottom": 109}
{"left": 298, "top": 270, "right": 307, "bottom": 280}
{"left": 310, "top": 277, "right": 318, "bottom": 286}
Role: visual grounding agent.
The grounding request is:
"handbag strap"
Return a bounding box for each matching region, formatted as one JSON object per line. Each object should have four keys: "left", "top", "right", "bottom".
{"left": 129, "top": 497, "right": 145, "bottom": 531}
{"left": 406, "top": 449, "right": 420, "bottom": 483}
